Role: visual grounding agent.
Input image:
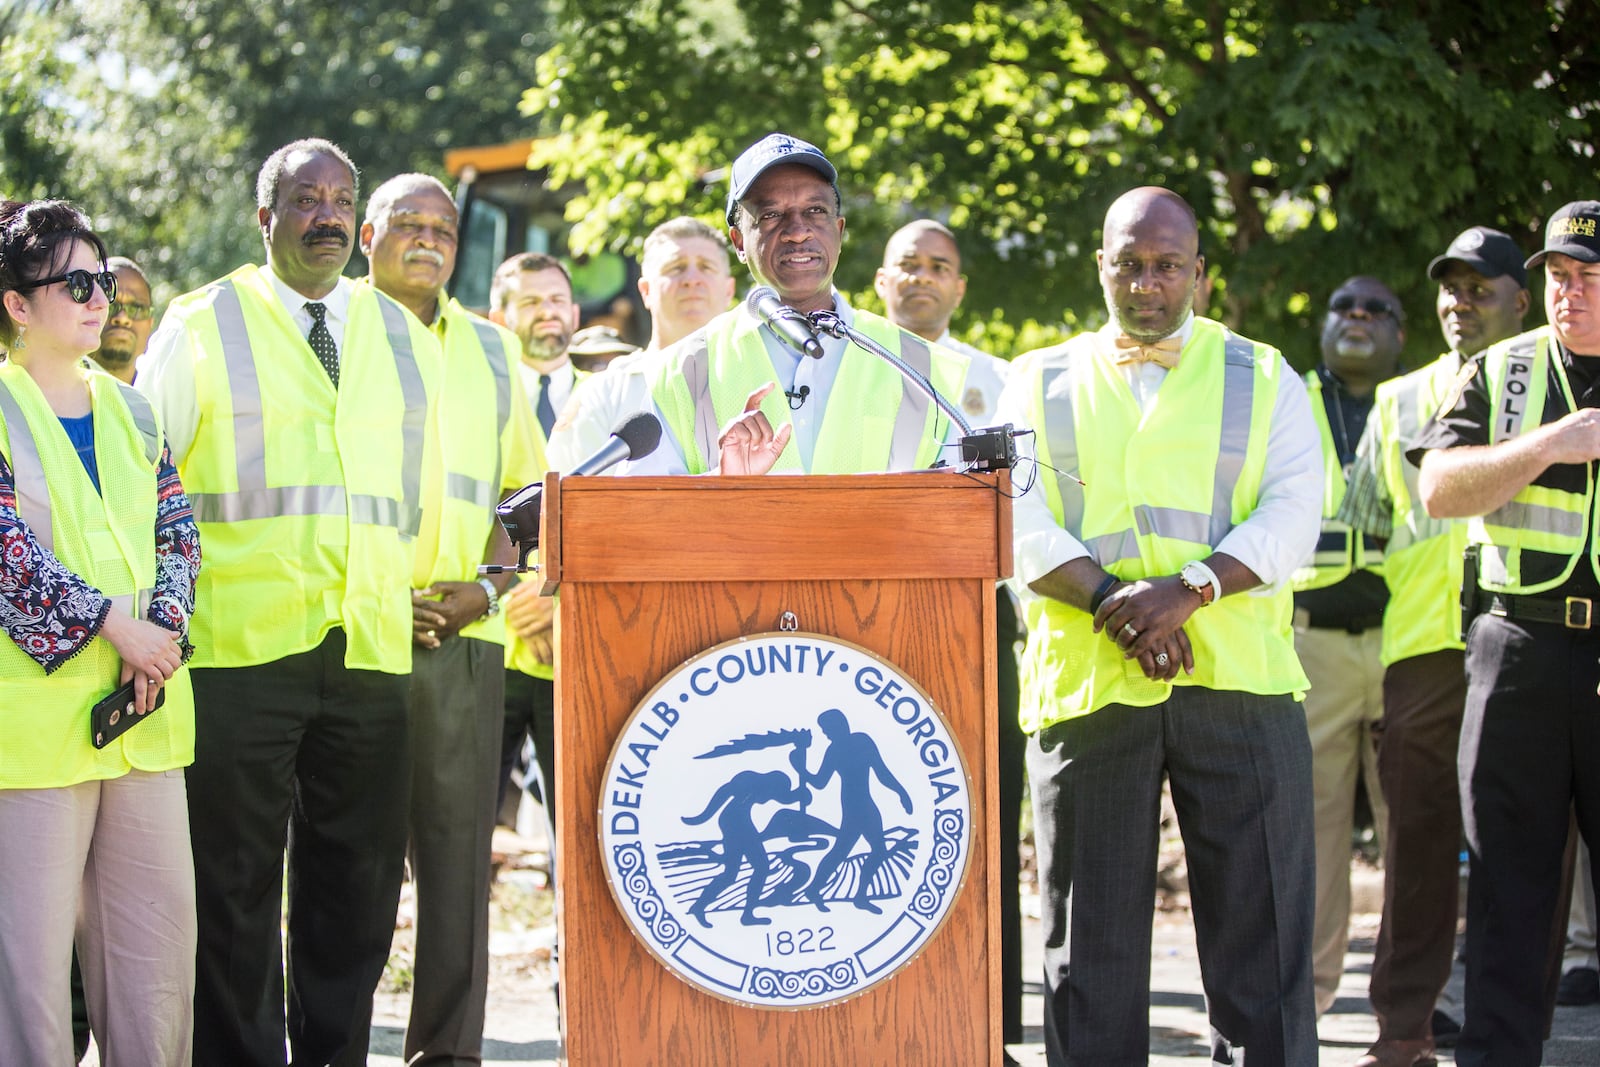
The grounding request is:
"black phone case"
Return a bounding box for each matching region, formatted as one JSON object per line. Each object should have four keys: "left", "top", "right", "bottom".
{"left": 90, "top": 681, "right": 166, "bottom": 749}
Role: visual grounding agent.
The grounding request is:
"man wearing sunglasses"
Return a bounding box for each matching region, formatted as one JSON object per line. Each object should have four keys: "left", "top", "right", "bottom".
{"left": 140, "top": 138, "right": 441, "bottom": 1067}
{"left": 1291, "top": 276, "right": 1405, "bottom": 1022}
{"left": 1335, "top": 230, "right": 1529, "bottom": 1066}
{"left": 87, "top": 257, "right": 155, "bottom": 384}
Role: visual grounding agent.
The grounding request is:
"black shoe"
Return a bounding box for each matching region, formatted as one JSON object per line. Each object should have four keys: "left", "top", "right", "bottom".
{"left": 1558, "top": 965, "right": 1600, "bottom": 1006}
{"left": 1431, "top": 1009, "right": 1462, "bottom": 1048}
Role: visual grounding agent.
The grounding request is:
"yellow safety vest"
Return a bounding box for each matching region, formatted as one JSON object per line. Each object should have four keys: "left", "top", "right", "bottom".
{"left": 1468, "top": 327, "right": 1597, "bottom": 594}
{"left": 0, "top": 361, "right": 195, "bottom": 788}
{"left": 505, "top": 357, "right": 577, "bottom": 680}
{"left": 1372, "top": 356, "right": 1469, "bottom": 664}
{"left": 1291, "top": 371, "right": 1385, "bottom": 590}
{"left": 157, "top": 264, "right": 437, "bottom": 672}
{"left": 395, "top": 293, "right": 545, "bottom": 647}
{"left": 1017, "top": 320, "right": 1308, "bottom": 729}
{"left": 648, "top": 307, "right": 970, "bottom": 474}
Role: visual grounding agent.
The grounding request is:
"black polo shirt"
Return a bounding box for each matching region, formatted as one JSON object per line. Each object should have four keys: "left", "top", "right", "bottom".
{"left": 1408, "top": 331, "right": 1600, "bottom": 599}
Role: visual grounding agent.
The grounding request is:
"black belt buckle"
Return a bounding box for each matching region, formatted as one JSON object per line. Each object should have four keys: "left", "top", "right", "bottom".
{"left": 1566, "top": 596, "right": 1592, "bottom": 630}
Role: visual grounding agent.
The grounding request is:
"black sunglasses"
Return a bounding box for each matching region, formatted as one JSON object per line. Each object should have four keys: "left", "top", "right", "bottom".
{"left": 17, "top": 269, "right": 118, "bottom": 305}
{"left": 109, "top": 299, "right": 154, "bottom": 322}
{"left": 1329, "top": 294, "right": 1396, "bottom": 318}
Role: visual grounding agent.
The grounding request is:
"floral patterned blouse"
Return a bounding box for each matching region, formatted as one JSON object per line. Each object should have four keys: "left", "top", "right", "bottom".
{"left": 0, "top": 443, "right": 200, "bottom": 674}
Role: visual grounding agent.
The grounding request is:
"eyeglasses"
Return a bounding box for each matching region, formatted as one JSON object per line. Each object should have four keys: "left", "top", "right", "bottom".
{"left": 16, "top": 269, "right": 118, "bottom": 304}
{"left": 109, "top": 299, "right": 154, "bottom": 322}
{"left": 1329, "top": 294, "right": 1396, "bottom": 318}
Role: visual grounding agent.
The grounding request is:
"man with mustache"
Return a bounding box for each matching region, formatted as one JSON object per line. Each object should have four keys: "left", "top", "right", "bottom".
{"left": 1336, "top": 228, "right": 1528, "bottom": 1067}
{"left": 140, "top": 138, "right": 441, "bottom": 1066}
{"left": 87, "top": 256, "right": 155, "bottom": 384}
{"left": 997, "top": 186, "right": 1323, "bottom": 1066}
{"left": 1291, "top": 276, "right": 1404, "bottom": 1023}
{"left": 620, "top": 133, "right": 971, "bottom": 476}
{"left": 359, "top": 174, "right": 542, "bottom": 1066}
{"left": 1411, "top": 200, "right": 1600, "bottom": 1066}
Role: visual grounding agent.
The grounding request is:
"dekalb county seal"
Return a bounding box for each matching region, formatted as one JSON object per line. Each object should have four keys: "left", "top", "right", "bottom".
{"left": 599, "top": 632, "right": 972, "bottom": 1009}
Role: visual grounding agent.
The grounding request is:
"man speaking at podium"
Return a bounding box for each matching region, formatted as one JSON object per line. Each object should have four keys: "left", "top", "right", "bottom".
{"left": 616, "top": 133, "right": 971, "bottom": 476}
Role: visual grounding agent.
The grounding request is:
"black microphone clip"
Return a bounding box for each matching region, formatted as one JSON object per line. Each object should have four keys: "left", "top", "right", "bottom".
{"left": 785, "top": 385, "right": 810, "bottom": 410}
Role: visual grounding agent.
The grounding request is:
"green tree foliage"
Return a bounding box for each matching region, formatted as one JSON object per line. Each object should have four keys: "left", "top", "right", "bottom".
{"left": 525, "top": 0, "right": 1599, "bottom": 364}
{"left": 0, "top": 4, "right": 75, "bottom": 203}
{"left": 4, "top": 0, "right": 551, "bottom": 296}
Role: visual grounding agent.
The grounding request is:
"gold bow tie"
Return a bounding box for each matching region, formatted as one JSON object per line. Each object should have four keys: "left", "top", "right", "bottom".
{"left": 1111, "top": 334, "right": 1183, "bottom": 369}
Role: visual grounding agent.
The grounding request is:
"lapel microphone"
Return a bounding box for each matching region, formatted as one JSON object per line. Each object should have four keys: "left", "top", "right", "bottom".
{"left": 785, "top": 385, "right": 810, "bottom": 410}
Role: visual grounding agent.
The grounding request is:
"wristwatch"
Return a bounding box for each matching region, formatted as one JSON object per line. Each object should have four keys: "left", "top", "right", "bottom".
{"left": 477, "top": 577, "right": 502, "bottom": 618}
{"left": 1179, "top": 561, "right": 1217, "bottom": 606}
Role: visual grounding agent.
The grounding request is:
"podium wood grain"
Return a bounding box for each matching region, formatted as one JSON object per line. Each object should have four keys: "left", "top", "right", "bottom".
{"left": 548, "top": 474, "right": 1010, "bottom": 1067}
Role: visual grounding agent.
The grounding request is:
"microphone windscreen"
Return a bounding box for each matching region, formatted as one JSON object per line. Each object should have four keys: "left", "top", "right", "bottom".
{"left": 613, "top": 411, "right": 663, "bottom": 460}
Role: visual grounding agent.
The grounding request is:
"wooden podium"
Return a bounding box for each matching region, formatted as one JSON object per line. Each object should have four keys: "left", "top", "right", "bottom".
{"left": 540, "top": 471, "right": 1012, "bottom": 1066}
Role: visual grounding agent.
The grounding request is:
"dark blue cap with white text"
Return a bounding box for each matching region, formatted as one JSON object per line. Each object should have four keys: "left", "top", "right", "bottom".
{"left": 725, "top": 133, "right": 839, "bottom": 226}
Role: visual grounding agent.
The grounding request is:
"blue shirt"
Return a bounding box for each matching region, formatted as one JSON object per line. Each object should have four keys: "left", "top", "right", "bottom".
{"left": 58, "top": 412, "right": 100, "bottom": 492}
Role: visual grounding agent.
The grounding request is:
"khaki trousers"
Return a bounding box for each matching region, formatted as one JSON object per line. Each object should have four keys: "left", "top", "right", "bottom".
{"left": 1295, "top": 620, "right": 1389, "bottom": 1016}
{"left": 0, "top": 769, "right": 196, "bottom": 1066}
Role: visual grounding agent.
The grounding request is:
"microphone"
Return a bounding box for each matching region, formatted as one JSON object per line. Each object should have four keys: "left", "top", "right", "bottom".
{"left": 747, "top": 285, "right": 823, "bottom": 359}
{"left": 785, "top": 385, "right": 810, "bottom": 410}
{"left": 567, "top": 411, "right": 663, "bottom": 476}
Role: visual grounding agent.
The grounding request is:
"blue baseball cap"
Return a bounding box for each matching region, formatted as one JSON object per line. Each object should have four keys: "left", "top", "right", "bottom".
{"left": 725, "top": 133, "right": 839, "bottom": 226}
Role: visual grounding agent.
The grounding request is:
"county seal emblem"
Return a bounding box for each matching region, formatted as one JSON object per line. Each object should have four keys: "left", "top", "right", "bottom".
{"left": 598, "top": 632, "right": 972, "bottom": 1008}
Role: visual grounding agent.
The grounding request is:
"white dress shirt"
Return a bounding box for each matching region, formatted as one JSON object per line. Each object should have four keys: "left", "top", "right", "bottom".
{"left": 935, "top": 332, "right": 1011, "bottom": 428}
{"left": 140, "top": 269, "right": 355, "bottom": 464}
{"left": 517, "top": 358, "right": 577, "bottom": 436}
{"left": 995, "top": 315, "right": 1323, "bottom": 594}
{"left": 547, "top": 350, "right": 660, "bottom": 472}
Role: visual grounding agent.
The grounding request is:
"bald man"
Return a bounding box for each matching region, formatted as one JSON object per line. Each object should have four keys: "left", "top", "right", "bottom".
{"left": 997, "top": 187, "right": 1323, "bottom": 1066}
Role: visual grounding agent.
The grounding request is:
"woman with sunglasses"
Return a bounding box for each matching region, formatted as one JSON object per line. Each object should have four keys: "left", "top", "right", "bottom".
{"left": 0, "top": 199, "right": 201, "bottom": 1065}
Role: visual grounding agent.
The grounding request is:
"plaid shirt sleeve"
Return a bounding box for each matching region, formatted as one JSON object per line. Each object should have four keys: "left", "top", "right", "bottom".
{"left": 1335, "top": 412, "right": 1394, "bottom": 540}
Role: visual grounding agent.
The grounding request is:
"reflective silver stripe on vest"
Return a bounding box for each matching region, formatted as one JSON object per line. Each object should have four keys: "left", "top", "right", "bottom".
{"left": 1049, "top": 333, "right": 1258, "bottom": 567}
{"left": 113, "top": 381, "right": 162, "bottom": 466}
{"left": 446, "top": 472, "right": 496, "bottom": 509}
{"left": 0, "top": 378, "right": 53, "bottom": 550}
{"left": 1135, "top": 504, "right": 1211, "bottom": 545}
{"left": 191, "top": 281, "right": 423, "bottom": 534}
{"left": 1491, "top": 334, "right": 1539, "bottom": 445}
{"left": 1040, "top": 363, "right": 1083, "bottom": 534}
{"left": 191, "top": 484, "right": 346, "bottom": 522}
{"left": 1084, "top": 529, "right": 1140, "bottom": 567}
{"left": 681, "top": 336, "right": 718, "bottom": 470}
{"left": 889, "top": 332, "right": 933, "bottom": 471}
{"left": 1484, "top": 499, "right": 1586, "bottom": 539}
{"left": 466, "top": 315, "right": 513, "bottom": 497}
{"left": 375, "top": 296, "right": 426, "bottom": 538}
{"left": 1212, "top": 334, "right": 1257, "bottom": 543}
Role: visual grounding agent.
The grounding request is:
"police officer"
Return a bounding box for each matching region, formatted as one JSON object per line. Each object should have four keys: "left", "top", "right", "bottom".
{"left": 629, "top": 133, "right": 971, "bottom": 477}
{"left": 1291, "top": 276, "right": 1403, "bottom": 1018}
{"left": 140, "top": 138, "right": 440, "bottom": 1066}
{"left": 996, "top": 186, "right": 1323, "bottom": 1066}
{"left": 1412, "top": 200, "right": 1600, "bottom": 1067}
{"left": 360, "top": 173, "right": 543, "bottom": 1066}
{"left": 1337, "top": 227, "right": 1529, "bottom": 1067}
